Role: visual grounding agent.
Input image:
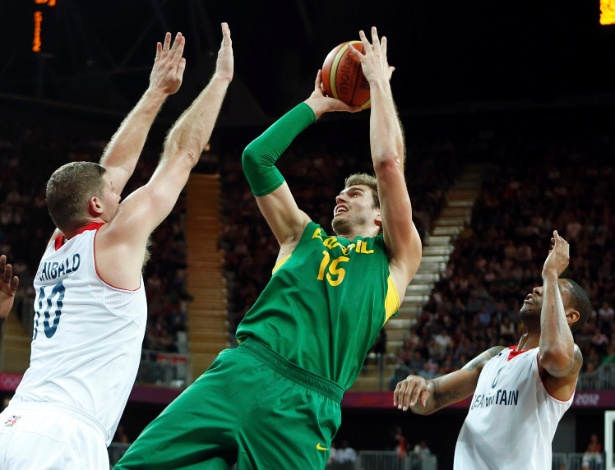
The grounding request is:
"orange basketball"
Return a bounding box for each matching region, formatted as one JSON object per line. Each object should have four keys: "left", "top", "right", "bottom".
{"left": 321, "top": 41, "right": 371, "bottom": 109}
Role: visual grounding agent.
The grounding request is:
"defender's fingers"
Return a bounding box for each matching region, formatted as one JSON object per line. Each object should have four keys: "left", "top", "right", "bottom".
{"left": 3, "top": 263, "right": 12, "bottom": 282}
{"left": 421, "top": 389, "right": 429, "bottom": 408}
{"left": 170, "top": 34, "right": 185, "bottom": 60}
{"left": 162, "top": 32, "right": 172, "bottom": 51}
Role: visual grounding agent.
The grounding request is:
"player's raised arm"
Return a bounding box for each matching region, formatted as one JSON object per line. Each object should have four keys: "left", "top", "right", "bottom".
{"left": 101, "top": 32, "right": 187, "bottom": 194}
{"left": 538, "top": 231, "right": 584, "bottom": 400}
{"left": 0, "top": 255, "right": 19, "bottom": 322}
{"left": 394, "top": 346, "right": 504, "bottom": 414}
{"left": 242, "top": 70, "right": 358, "bottom": 255}
{"left": 348, "top": 27, "right": 422, "bottom": 298}
{"left": 96, "top": 23, "right": 233, "bottom": 289}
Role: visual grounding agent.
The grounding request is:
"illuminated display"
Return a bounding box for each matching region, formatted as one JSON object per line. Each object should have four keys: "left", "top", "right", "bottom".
{"left": 33, "top": 11, "right": 42, "bottom": 52}
{"left": 601, "top": 0, "right": 615, "bottom": 25}
{"left": 32, "top": 0, "right": 56, "bottom": 53}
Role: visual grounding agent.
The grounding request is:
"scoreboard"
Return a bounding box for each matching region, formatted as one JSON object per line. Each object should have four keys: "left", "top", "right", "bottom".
{"left": 32, "top": 0, "right": 56, "bottom": 53}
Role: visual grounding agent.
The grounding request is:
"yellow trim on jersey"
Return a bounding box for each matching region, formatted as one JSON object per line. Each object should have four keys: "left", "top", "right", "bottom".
{"left": 272, "top": 253, "right": 292, "bottom": 274}
{"left": 384, "top": 276, "right": 401, "bottom": 322}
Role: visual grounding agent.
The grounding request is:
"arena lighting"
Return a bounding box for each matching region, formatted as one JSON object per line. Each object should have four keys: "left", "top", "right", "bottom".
{"left": 600, "top": 0, "right": 615, "bottom": 25}
{"left": 32, "top": 0, "right": 56, "bottom": 53}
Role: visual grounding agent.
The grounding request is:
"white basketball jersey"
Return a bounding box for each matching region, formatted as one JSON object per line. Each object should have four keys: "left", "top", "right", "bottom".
{"left": 11, "top": 224, "right": 147, "bottom": 445}
{"left": 454, "top": 346, "right": 574, "bottom": 470}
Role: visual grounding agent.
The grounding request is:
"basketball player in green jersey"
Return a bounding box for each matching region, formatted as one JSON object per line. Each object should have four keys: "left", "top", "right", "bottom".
{"left": 115, "top": 27, "right": 422, "bottom": 470}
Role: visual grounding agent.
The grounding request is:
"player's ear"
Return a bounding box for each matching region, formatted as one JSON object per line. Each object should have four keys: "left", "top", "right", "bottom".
{"left": 566, "top": 309, "right": 580, "bottom": 327}
{"left": 88, "top": 196, "right": 103, "bottom": 217}
{"left": 374, "top": 210, "right": 382, "bottom": 228}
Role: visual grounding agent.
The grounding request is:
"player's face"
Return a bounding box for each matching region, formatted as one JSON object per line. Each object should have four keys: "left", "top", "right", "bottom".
{"left": 332, "top": 185, "right": 379, "bottom": 234}
{"left": 519, "top": 280, "right": 571, "bottom": 318}
{"left": 100, "top": 175, "right": 121, "bottom": 222}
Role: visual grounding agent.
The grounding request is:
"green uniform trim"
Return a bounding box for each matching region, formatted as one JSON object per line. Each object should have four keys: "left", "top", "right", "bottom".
{"left": 241, "top": 102, "right": 316, "bottom": 196}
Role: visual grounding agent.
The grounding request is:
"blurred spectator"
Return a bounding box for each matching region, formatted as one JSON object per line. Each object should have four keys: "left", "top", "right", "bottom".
{"left": 335, "top": 439, "right": 357, "bottom": 467}
{"left": 581, "top": 433, "right": 603, "bottom": 470}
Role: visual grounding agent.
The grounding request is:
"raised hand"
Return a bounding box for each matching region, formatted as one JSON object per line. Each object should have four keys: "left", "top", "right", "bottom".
{"left": 0, "top": 255, "right": 19, "bottom": 319}
{"left": 348, "top": 27, "right": 395, "bottom": 84}
{"left": 214, "top": 23, "right": 234, "bottom": 83}
{"left": 542, "top": 230, "right": 570, "bottom": 279}
{"left": 150, "top": 32, "right": 187, "bottom": 95}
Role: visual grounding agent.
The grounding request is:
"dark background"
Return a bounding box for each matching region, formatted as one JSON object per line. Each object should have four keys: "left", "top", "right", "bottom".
{"left": 2, "top": 0, "right": 614, "bottom": 123}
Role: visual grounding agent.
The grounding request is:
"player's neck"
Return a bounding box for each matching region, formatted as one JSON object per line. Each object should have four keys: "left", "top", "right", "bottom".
{"left": 516, "top": 331, "right": 540, "bottom": 350}
{"left": 334, "top": 226, "right": 380, "bottom": 240}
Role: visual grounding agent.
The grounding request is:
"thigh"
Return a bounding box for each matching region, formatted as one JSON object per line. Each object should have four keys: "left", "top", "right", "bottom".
{"left": 237, "top": 373, "right": 342, "bottom": 470}
{"left": 0, "top": 408, "right": 108, "bottom": 470}
{"left": 115, "top": 349, "right": 245, "bottom": 469}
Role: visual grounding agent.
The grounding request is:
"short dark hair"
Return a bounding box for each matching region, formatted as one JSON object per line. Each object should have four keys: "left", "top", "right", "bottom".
{"left": 344, "top": 173, "right": 379, "bottom": 209}
{"left": 561, "top": 278, "right": 592, "bottom": 333}
{"left": 46, "top": 162, "right": 106, "bottom": 232}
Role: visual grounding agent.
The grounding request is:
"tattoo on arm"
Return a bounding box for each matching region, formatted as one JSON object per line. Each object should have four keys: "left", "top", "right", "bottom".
{"left": 463, "top": 346, "right": 505, "bottom": 372}
{"left": 432, "top": 380, "right": 461, "bottom": 409}
{"left": 551, "top": 289, "right": 563, "bottom": 335}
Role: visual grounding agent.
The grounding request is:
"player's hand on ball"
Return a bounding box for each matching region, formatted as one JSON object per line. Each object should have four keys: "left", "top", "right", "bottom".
{"left": 305, "top": 70, "right": 362, "bottom": 119}
{"left": 348, "top": 27, "right": 395, "bottom": 85}
{"left": 394, "top": 375, "right": 430, "bottom": 412}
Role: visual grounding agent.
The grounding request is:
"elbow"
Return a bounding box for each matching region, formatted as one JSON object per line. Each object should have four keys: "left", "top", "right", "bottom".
{"left": 373, "top": 154, "right": 403, "bottom": 174}
{"left": 241, "top": 145, "right": 258, "bottom": 172}
{"left": 539, "top": 348, "right": 574, "bottom": 374}
{"left": 165, "top": 131, "right": 202, "bottom": 168}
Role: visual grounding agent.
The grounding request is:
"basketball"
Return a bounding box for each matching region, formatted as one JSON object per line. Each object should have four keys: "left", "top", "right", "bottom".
{"left": 321, "top": 41, "right": 371, "bottom": 109}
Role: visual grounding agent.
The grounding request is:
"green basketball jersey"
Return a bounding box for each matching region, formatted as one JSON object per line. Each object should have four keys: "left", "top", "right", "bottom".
{"left": 236, "top": 221, "right": 399, "bottom": 390}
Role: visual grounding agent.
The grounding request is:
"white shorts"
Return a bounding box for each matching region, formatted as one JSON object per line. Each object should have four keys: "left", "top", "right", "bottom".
{"left": 0, "top": 403, "right": 109, "bottom": 470}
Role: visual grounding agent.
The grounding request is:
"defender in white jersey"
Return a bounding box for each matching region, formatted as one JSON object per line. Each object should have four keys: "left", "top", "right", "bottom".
{"left": 0, "top": 24, "right": 233, "bottom": 469}
{"left": 394, "top": 231, "right": 592, "bottom": 470}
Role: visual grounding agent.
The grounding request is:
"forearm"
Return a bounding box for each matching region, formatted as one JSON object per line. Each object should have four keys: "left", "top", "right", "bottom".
{"left": 242, "top": 103, "right": 315, "bottom": 196}
{"left": 369, "top": 79, "right": 405, "bottom": 170}
{"left": 100, "top": 88, "right": 168, "bottom": 183}
{"left": 539, "top": 275, "right": 575, "bottom": 370}
{"left": 165, "top": 75, "right": 231, "bottom": 166}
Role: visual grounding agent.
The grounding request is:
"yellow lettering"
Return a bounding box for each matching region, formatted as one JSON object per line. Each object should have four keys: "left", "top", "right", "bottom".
{"left": 361, "top": 242, "right": 374, "bottom": 254}
{"left": 312, "top": 228, "right": 324, "bottom": 240}
{"left": 326, "top": 256, "right": 349, "bottom": 286}
{"left": 355, "top": 240, "right": 374, "bottom": 254}
{"left": 317, "top": 251, "right": 330, "bottom": 281}
{"left": 340, "top": 243, "right": 356, "bottom": 255}
{"left": 323, "top": 238, "right": 341, "bottom": 250}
